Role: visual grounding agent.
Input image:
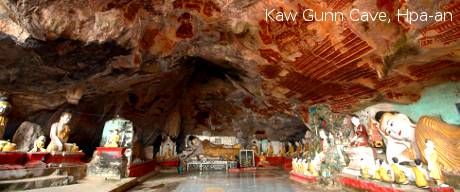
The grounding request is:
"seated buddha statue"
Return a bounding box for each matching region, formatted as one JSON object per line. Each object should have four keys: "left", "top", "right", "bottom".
{"left": 288, "top": 142, "right": 295, "bottom": 157}
{"left": 157, "top": 136, "right": 177, "bottom": 161}
{"left": 104, "top": 129, "right": 121, "bottom": 148}
{"left": 46, "top": 112, "right": 73, "bottom": 152}
{"left": 390, "top": 157, "right": 409, "bottom": 184}
{"left": 279, "top": 143, "right": 286, "bottom": 157}
{"left": 296, "top": 141, "right": 303, "bottom": 157}
{"left": 267, "top": 141, "right": 274, "bottom": 157}
{"left": 30, "top": 136, "right": 46, "bottom": 152}
{"left": 0, "top": 93, "right": 10, "bottom": 140}
{"left": 259, "top": 152, "right": 268, "bottom": 165}
{"left": 0, "top": 140, "right": 16, "bottom": 151}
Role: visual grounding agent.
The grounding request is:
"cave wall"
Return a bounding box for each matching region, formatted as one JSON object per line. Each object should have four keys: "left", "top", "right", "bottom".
{"left": 0, "top": 0, "right": 459, "bottom": 155}
{"left": 360, "top": 82, "right": 460, "bottom": 125}
{"left": 393, "top": 82, "right": 460, "bottom": 125}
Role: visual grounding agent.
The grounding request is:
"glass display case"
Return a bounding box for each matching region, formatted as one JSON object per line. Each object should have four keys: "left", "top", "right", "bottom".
{"left": 239, "top": 150, "right": 255, "bottom": 168}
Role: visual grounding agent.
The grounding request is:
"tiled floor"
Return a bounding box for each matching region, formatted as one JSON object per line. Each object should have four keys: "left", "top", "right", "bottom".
{"left": 130, "top": 170, "right": 341, "bottom": 192}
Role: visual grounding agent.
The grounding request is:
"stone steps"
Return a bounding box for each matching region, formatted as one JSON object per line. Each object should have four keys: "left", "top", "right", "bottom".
{"left": 0, "top": 164, "right": 86, "bottom": 181}
{"left": 0, "top": 175, "right": 73, "bottom": 191}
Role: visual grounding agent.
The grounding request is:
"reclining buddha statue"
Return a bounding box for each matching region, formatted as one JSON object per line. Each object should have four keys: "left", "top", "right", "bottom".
{"left": 376, "top": 111, "right": 460, "bottom": 173}
{"left": 179, "top": 136, "right": 240, "bottom": 161}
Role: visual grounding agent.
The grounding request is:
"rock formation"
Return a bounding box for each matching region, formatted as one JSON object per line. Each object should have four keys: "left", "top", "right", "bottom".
{"left": 0, "top": 0, "right": 459, "bottom": 154}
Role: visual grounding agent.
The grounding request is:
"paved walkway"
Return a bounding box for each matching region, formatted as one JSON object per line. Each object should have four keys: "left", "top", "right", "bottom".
{"left": 129, "top": 170, "right": 341, "bottom": 192}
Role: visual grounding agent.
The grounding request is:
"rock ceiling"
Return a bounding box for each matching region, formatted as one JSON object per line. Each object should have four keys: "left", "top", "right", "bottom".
{"left": 0, "top": 0, "right": 459, "bottom": 146}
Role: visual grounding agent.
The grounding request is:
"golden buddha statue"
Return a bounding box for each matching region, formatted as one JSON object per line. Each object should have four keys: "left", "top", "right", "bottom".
{"left": 70, "top": 143, "right": 81, "bottom": 152}
{"left": 267, "top": 142, "right": 274, "bottom": 157}
{"left": 390, "top": 157, "right": 409, "bottom": 184}
{"left": 0, "top": 140, "right": 16, "bottom": 151}
{"left": 288, "top": 143, "right": 295, "bottom": 156}
{"left": 30, "top": 136, "right": 46, "bottom": 152}
{"left": 104, "top": 129, "right": 120, "bottom": 148}
{"left": 47, "top": 112, "right": 72, "bottom": 152}
{"left": 295, "top": 142, "right": 302, "bottom": 157}
{"left": 259, "top": 152, "right": 268, "bottom": 165}
{"left": 280, "top": 143, "right": 286, "bottom": 157}
{"left": 0, "top": 93, "right": 11, "bottom": 140}
{"left": 251, "top": 144, "right": 259, "bottom": 156}
{"left": 412, "top": 159, "right": 429, "bottom": 188}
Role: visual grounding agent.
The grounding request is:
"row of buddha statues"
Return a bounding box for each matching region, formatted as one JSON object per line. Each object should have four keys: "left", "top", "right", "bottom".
{"left": 0, "top": 93, "right": 80, "bottom": 153}
{"left": 360, "top": 139, "right": 448, "bottom": 188}
{"left": 0, "top": 104, "right": 81, "bottom": 153}
{"left": 291, "top": 156, "right": 321, "bottom": 177}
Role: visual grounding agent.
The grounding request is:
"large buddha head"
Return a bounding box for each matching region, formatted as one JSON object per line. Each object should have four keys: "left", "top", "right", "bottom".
{"left": 375, "top": 111, "right": 415, "bottom": 141}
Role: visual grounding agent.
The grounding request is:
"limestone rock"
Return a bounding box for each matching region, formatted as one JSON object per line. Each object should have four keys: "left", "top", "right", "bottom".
{"left": 12, "top": 121, "right": 45, "bottom": 151}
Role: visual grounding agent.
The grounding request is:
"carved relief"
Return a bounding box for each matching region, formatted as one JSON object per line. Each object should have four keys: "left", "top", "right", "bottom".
{"left": 176, "top": 12, "right": 194, "bottom": 39}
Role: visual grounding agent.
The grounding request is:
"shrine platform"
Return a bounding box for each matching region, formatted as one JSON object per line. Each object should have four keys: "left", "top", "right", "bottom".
{"left": 228, "top": 167, "right": 257, "bottom": 173}
{"left": 129, "top": 159, "right": 157, "bottom": 177}
{"left": 254, "top": 156, "right": 292, "bottom": 171}
{"left": 289, "top": 172, "right": 318, "bottom": 184}
{"left": 157, "top": 160, "right": 179, "bottom": 167}
{"left": 0, "top": 151, "right": 85, "bottom": 170}
{"left": 0, "top": 151, "right": 87, "bottom": 190}
{"left": 338, "top": 174, "right": 455, "bottom": 192}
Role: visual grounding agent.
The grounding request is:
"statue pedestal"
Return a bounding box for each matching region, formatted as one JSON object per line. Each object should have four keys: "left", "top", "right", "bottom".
{"left": 96, "top": 147, "right": 126, "bottom": 158}
{"left": 0, "top": 151, "right": 86, "bottom": 190}
{"left": 430, "top": 187, "right": 455, "bottom": 192}
{"left": 45, "top": 152, "right": 85, "bottom": 166}
{"left": 228, "top": 167, "right": 257, "bottom": 173}
{"left": 157, "top": 160, "right": 179, "bottom": 167}
{"left": 0, "top": 152, "right": 27, "bottom": 166}
{"left": 283, "top": 157, "right": 292, "bottom": 171}
{"left": 87, "top": 147, "right": 128, "bottom": 180}
{"left": 26, "top": 152, "right": 49, "bottom": 168}
{"left": 255, "top": 156, "right": 287, "bottom": 169}
{"left": 128, "top": 159, "right": 157, "bottom": 177}
{"left": 289, "top": 172, "right": 318, "bottom": 184}
{"left": 339, "top": 174, "right": 402, "bottom": 192}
